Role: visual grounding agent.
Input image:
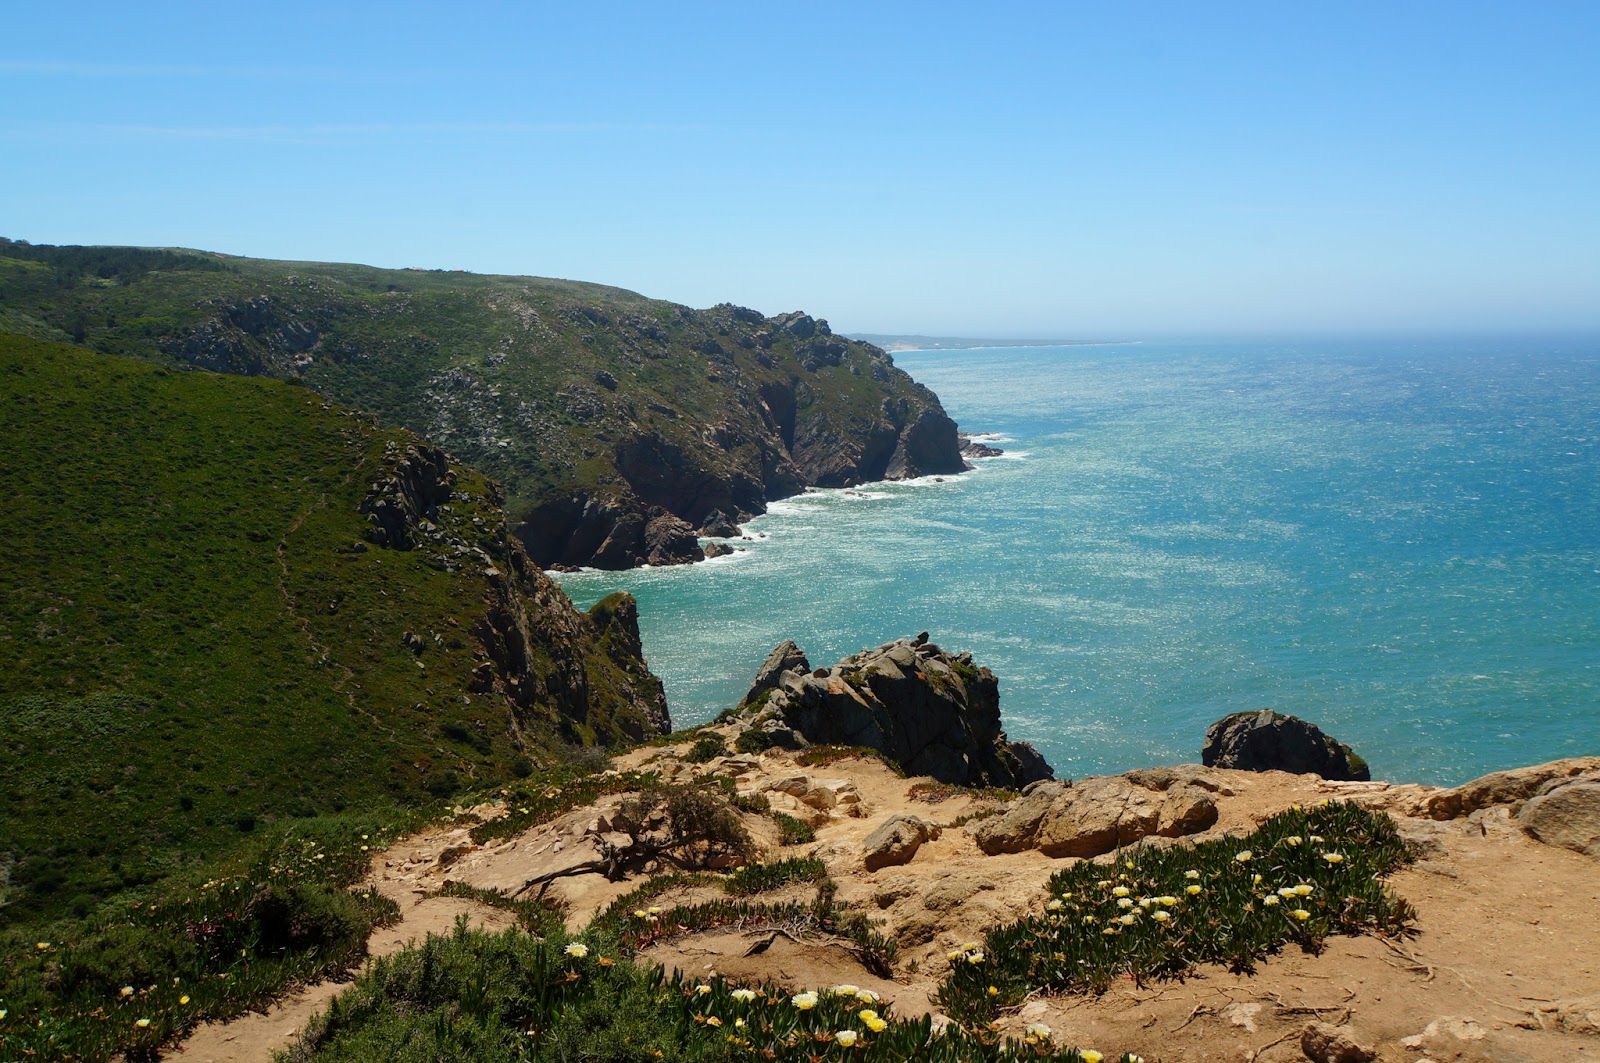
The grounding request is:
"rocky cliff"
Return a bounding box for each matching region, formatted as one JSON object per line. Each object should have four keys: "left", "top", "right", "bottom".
{"left": 731, "top": 634, "right": 1053, "bottom": 788}
{"left": 0, "top": 241, "right": 971, "bottom": 569}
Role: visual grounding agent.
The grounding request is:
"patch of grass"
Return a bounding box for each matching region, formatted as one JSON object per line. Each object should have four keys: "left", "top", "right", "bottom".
{"left": 933, "top": 801, "right": 1418, "bottom": 1025}
{"left": 428, "top": 882, "right": 567, "bottom": 937}
{"left": 0, "top": 814, "right": 401, "bottom": 1062}
{"left": 771, "top": 812, "right": 816, "bottom": 846}
{"left": 794, "top": 744, "right": 902, "bottom": 774}
{"left": 724, "top": 856, "right": 828, "bottom": 897}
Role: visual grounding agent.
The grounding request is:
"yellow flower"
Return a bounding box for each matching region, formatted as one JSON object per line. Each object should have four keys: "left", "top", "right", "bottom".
{"left": 1118, "top": 913, "right": 1137, "bottom": 926}
{"left": 135, "top": 1018, "right": 151, "bottom": 1028}
{"left": 835, "top": 1029, "right": 858, "bottom": 1046}
{"left": 648, "top": 906, "right": 662, "bottom": 915}
{"left": 831, "top": 984, "right": 859, "bottom": 997}
{"left": 947, "top": 950, "right": 963, "bottom": 961}
{"left": 121, "top": 986, "right": 135, "bottom": 997}
{"left": 857, "top": 989, "right": 880, "bottom": 1004}
{"left": 1047, "top": 899, "right": 1064, "bottom": 911}
{"left": 966, "top": 950, "right": 985, "bottom": 964}
{"left": 987, "top": 985, "right": 999, "bottom": 996}
{"left": 1152, "top": 910, "right": 1171, "bottom": 922}
{"left": 1184, "top": 869, "right": 1200, "bottom": 879}
{"left": 1286, "top": 835, "right": 1303, "bottom": 846}
{"left": 1186, "top": 884, "right": 1202, "bottom": 895}
{"left": 1082, "top": 1051, "right": 1104, "bottom": 1063}
{"left": 36, "top": 942, "right": 49, "bottom": 950}
{"left": 1158, "top": 896, "right": 1177, "bottom": 906}
{"left": 864, "top": 1014, "right": 888, "bottom": 1033}
{"left": 1295, "top": 884, "right": 1314, "bottom": 896}
{"left": 706, "top": 1016, "right": 722, "bottom": 1027}
{"left": 1278, "top": 887, "right": 1298, "bottom": 897}
{"left": 1025, "top": 1022, "right": 1052, "bottom": 1040}
{"left": 792, "top": 991, "right": 818, "bottom": 1010}
{"left": 180, "top": 995, "right": 190, "bottom": 1005}
{"left": 1323, "top": 852, "right": 1344, "bottom": 864}
{"left": 1292, "top": 908, "right": 1312, "bottom": 921}
{"left": 1310, "top": 834, "right": 1324, "bottom": 843}
{"left": 1112, "top": 885, "right": 1131, "bottom": 897}
{"left": 695, "top": 984, "right": 712, "bottom": 996}
{"left": 1235, "top": 850, "right": 1253, "bottom": 862}
{"left": 1263, "top": 895, "right": 1280, "bottom": 906}
{"left": 564, "top": 943, "right": 588, "bottom": 959}
{"left": 1117, "top": 897, "right": 1134, "bottom": 908}
{"left": 1253, "top": 874, "right": 1263, "bottom": 885}
{"left": 859, "top": 1009, "right": 880, "bottom": 1022}
{"left": 633, "top": 909, "right": 648, "bottom": 919}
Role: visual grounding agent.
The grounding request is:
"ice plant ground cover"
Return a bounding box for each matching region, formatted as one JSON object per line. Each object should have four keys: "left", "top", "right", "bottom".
{"left": 934, "top": 801, "right": 1417, "bottom": 1024}
{"left": 277, "top": 919, "right": 1145, "bottom": 1062}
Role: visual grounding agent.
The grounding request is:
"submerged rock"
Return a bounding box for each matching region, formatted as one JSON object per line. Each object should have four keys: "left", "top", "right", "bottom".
{"left": 1201, "top": 709, "right": 1370, "bottom": 781}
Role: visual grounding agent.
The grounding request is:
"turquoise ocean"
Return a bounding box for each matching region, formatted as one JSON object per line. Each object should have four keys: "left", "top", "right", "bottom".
{"left": 558, "top": 338, "right": 1600, "bottom": 785}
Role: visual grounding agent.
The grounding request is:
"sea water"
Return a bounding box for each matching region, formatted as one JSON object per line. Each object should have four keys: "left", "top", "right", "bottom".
{"left": 558, "top": 337, "right": 1600, "bottom": 785}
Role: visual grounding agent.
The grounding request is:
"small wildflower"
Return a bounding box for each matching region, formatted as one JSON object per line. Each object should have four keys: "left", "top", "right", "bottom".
{"left": 1295, "top": 883, "right": 1314, "bottom": 896}
{"left": 966, "top": 950, "right": 985, "bottom": 964}
{"left": 706, "top": 1016, "right": 723, "bottom": 1027}
{"left": 648, "top": 906, "right": 662, "bottom": 915}
{"left": 1235, "top": 850, "right": 1253, "bottom": 863}
{"left": 1112, "top": 885, "right": 1131, "bottom": 897}
{"left": 696, "top": 984, "right": 712, "bottom": 996}
{"left": 1047, "top": 898, "right": 1064, "bottom": 911}
{"left": 987, "top": 985, "right": 999, "bottom": 996}
{"left": 1292, "top": 908, "right": 1312, "bottom": 921}
{"left": 180, "top": 995, "right": 191, "bottom": 1005}
{"left": 1118, "top": 913, "right": 1137, "bottom": 926}
{"left": 835, "top": 1030, "right": 858, "bottom": 1046}
{"left": 831, "top": 984, "right": 859, "bottom": 997}
{"left": 36, "top": 942, "right": 49, "bottom": 950}
{"left": 633, "top": 909, "right": 648, "bottom": 919}
{"left": 857, "top": 989, "right": 880, "bottom": 1004}
{"left": 1025, "top": 1022, "right": 1053, "bottom": 1040}
{"left": 731, "top": 988, "right": 757, "bottom": 1003}
{"left": 792, "top": 991, "right": 818, "bottom": 1010}
{"left": 947, "top": 950, "right": 963, "bottom": 961}
{"left": 1158, "top": 896, "right": 1177, "bottom": 906}
{"left": 564, "top": 943, "right": 589, "bottom": 959}
{"left": 1310, "top": 834, "right": 1325, "bottom": 843}
{"left": 863, "top": 1013, "right": 888, "bottom": 1032}
{"left": 121, "top": 986, "right": 135, "bottom": 997}
{"left": 1186, "top": 884, "right": 1203, "bottom": 895}
{"left": 1082, "top": 1051, "right": 1104, "bottom": 1063}
{"left": 1278, "top": 887, "right": 1298, "bottom": 897}
{"left": 136, "top": 1018, "right": 151, "bottom": 1028}
{"left": 598, "top": 957, "right": 615, "bottom": 967}
{"left": 1323, "top": 852, "right": 1345, "bottom": 864}
{"left": 1253, "top": 873, "right": 1263, "bottom": 885}
{"left": 1263, "top": 895, "right": 1280, "bottom": 906}
{"left": 1117, "top": 897, "right": 1134, "bottom": 909}
{"left": 1184, "top": 869, "right": 1200, "bottom": 879}
{"left": 1286, "top": 835, "right": 1303, "bottom": 846}
{"left": 1152, "top": 910, "right": 1171, "bottom": 922}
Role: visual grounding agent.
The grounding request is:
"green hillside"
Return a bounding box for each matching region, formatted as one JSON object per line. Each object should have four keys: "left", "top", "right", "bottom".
{"left": 0, "top": 335, "right": 664, "bottom": 923}
{"left": 0, "top": 238, "right": 970, "bottom": 568}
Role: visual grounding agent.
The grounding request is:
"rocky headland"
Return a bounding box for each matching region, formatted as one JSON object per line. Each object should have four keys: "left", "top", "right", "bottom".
{"left": 171, "top": 636, "right": 1600, "bottom": 1063}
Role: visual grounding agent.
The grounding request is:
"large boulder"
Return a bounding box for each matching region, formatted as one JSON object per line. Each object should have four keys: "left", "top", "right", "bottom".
{"left": 1517, "top": 776, "right": 1600, "bottom": 859}
{"left": 1201, "top": 709, "right": 1369, "bottom": 781}
{"left": 969, "top": 769, "right": 1221, "bottom": 858}
{"left": 731, "top": 635, "right": 1053, "bottom": 789}
{"left": 862, "top": 815, "right": 941, "bottom": 871}
{"left": 1415, "top": 757, "right": 1600, "bottom": 820}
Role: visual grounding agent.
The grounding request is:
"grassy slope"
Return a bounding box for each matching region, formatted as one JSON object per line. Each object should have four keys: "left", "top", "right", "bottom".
{"left": 0, "top": 241, "right": 951, "bottom": 547}
{"left": 0, "top": 334, "right": 646, "bottom": 923}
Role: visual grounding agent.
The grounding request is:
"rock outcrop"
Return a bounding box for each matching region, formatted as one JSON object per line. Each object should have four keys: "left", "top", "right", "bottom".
{"left": 1202, "top": 709, "right": 1370, "bottom": 781}
{"left": 1517, "top": 774, "right": 1600, "bottom": 859}
{"left": 969, "top": 766, "right": 1226, "bottom": 857}
{"left": 733, "top": 635, "right": 1053, "bottom": 788}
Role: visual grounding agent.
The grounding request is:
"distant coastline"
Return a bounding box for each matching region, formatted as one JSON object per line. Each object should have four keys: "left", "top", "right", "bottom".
{"left": 848, "top": 333, "right": 1138, "bottom": 352}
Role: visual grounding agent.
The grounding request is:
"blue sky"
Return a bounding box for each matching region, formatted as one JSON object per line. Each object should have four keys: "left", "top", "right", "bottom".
{"left": 4, "top": 2, "right": 1597, "bottom": 335}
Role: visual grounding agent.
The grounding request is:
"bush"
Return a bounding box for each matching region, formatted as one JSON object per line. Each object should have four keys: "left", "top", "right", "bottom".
{"left": 772, "top": 812, "right": 815, "bottom": 846}
{"left": 683, "top": 733, "right": 728, "bottom": 763}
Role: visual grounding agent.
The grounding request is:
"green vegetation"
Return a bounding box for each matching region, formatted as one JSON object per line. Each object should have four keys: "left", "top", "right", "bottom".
{"left": 933, "top": 801, "right": 1417, "bottom": 1025}
{"left": 771, "top": 812, "right": 816, "bottom": 846}
{"left": 279, "top": 921, "right": 1133, "bottom": 1062}
{"left": 0, "top": 814, "right": 403, "bottom": 1062}
{"left": 683, "top": 734, "right": 729, "bottom": 763}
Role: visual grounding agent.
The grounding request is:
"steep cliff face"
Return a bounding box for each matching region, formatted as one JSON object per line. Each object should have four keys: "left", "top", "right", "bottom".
{"left": 0, "top": 243, "right": 971, "bottom": 569}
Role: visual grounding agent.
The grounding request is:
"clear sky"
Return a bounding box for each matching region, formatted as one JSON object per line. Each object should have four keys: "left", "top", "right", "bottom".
{"left": 4, "top": 2, "right": 1597, "bottom": 336}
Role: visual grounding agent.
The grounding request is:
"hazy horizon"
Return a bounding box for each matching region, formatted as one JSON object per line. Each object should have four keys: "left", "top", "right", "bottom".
{"left": 5, "top": 2, "right": 1597, "bottom": 335}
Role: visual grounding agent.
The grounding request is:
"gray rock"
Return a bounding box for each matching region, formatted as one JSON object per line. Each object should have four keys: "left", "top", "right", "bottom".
{"left": 1202, "top": 709, "right": 1370, "bottom": 781}
{"left": 862, "top": 814, "right": 941, "bottom": 871}
{"left": 1518, "top": 777, "right": 1600, "bottom": 858}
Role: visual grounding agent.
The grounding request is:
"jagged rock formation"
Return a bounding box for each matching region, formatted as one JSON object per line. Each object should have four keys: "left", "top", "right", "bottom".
{"left": 968, "top": 766, "right": 1226, "bottom": 857}
{"left": 1202, "top": 709, "right": 1370, "bottom": 781}
{"left": 359, "top": 441, "right": 670, "bottom": 745}
{"left": 732, "top": 634, "right": 1053, "bottom": 788}
{"left": 0, "top": 243, "right": 973, "bottom": 569}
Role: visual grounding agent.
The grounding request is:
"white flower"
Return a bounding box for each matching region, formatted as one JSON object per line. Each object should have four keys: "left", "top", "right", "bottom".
{"left": 1184, "top": 869, "right": 1200, "bottom": 879}
{"left": 830, "top": 984, "right": 859, "bottom": 997}
{"left": 1025, "top": 1022, "right": 1053, "bottom": 1039}
{"left": 1118, "top": 913, "right": 1137, "bottom": 926}
{"left": 1323, "top": 852, "right": 1345, "bottom": 864}
{"left": 857, "top": 989, "right": 880, "bottom": 1004}
{"left": 695, "top": 984, "right": 712, "bottom": 996}
{"left": 564, "top": 943, "right": 589, "bottom": 959}
{"left": 1047, "top": 898, "right": 1064, "bottom": 911}
{"left": 1186, "top": 884, "right": 1202, "bottom": 895}
{"left": 731, "top": 988, "right": 757, "bottom": 1003}
{"left": 1117, "top": 897, "right": 1134, "bottom": 908}
{"left": 1112, "top": 885, "right": 1131, "bottom": 897}
{"left": 1286, "top": 835, "right": 1303, "bottom": 846}
{"left": 966, "top": 950, "right": 985, "bottom": 964}
{"left": 792, "top": 991, "right": 818, "bottom": 1010}
{"left": 1235, "top": 850, "right": 1253, "bottom": 863}
{"left": 1263, "top": 895, "right": 1280, "bottom": 906}
{"left": 1295, "top": 883, "right": 1314, "bottom": 896}
{"left": 835, "top": 1030, "right": 858, "bottom": 1046}
{"left": 1151, "top": 910, "right": 1171, "bottom": 922}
